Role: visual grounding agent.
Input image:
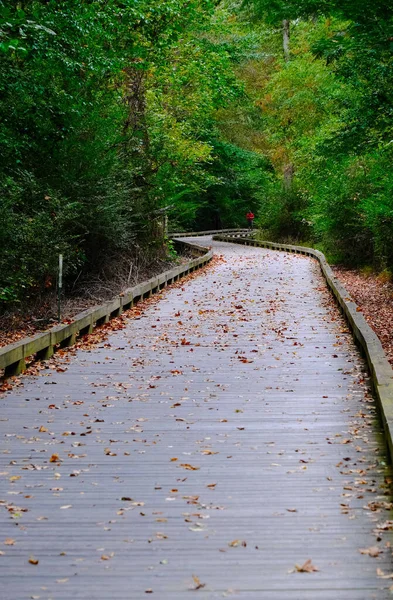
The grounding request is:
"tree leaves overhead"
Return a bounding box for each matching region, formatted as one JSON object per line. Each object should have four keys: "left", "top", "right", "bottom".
{"left": 3, "top": 0, "right": 393, "bottom": 310}
{"left": 0, "top": 0, "right": 263, "bottom": 306}
{"left": 235, "top": 0, "right": 393, "bottom": 269}
{"left": 243, "top": 0, "right": 330, "bottom": 23}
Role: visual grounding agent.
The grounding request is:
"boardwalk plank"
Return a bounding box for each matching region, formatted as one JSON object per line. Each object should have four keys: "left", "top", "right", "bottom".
{"left": 1, "top": 237, "right": 393, "bottom": 600}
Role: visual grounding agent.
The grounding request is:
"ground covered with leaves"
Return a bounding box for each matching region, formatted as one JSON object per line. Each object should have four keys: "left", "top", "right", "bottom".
{"left": 334, "top": 267, "right": 393, "bottom": 365}
{"left": 0, "top": 254, "right": 181, "bottom": 349}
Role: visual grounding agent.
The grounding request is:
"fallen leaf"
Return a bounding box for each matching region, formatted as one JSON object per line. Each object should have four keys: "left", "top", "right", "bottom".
{"left": 359, "top": 546, "right": 381, "bottom": 558}
{"left": 192, "top": 575, "right": 206, "bottom": 590}
{"left": 28, "top": 555, "right": 39, "bottom": 565}
{"left": 377, "top": 568, "right": 393, "bottom": 579}
{"left": 294, "top": 559, "right": 319, "bottom": 573}
{"left": 104, "top": 448, "right": 117, "bottom": 456}
{"left": 228, "top": 540, "right": 246, "bottom": 548}
{"left": 180, "top": 464, "right": 200, "bottom": 471}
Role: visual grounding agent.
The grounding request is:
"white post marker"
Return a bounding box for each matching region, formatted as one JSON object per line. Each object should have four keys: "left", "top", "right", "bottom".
{"left": 58, "top": 254, "right": 63, "bottom": 323}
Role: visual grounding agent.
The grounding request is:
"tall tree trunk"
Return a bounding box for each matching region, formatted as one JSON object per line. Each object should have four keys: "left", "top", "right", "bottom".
{"left": 123, "top": 65, "right": 149, "bottom": 152}
{"left": 283, "top": 19, "right": 290, "bottom": 62}
{"left": 283, "top": 163, "right": 294, "bottom": 191}
{"left": 122, "top": 64, "right": 154, "bottom": 193}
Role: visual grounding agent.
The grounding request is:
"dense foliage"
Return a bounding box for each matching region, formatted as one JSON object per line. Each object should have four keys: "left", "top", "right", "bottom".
{"left": 242, "top": 0, "right": 393, "bottom": 268}
{"left": 0, "top": 0, "right": 261, "bottom": 306}
{"left": 2, "top": 0, "right": 393, "bottom": 309}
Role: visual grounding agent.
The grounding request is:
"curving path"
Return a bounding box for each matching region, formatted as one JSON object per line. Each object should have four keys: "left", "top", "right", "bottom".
{"left": 1, "top": 236, "right": 393, "bottom": 600}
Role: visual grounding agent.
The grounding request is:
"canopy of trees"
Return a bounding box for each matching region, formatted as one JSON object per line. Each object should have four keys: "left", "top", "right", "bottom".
{"left": 1, "top": 0, "right": 393, "bottom": 307}
{"left": 241, "top": 0, "right": 393, "bottom": 267}
{"left": 0, "top": 0, "right": 263, "bottom": 306}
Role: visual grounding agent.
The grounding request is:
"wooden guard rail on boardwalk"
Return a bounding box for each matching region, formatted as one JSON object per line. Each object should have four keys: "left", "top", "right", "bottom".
{"left": 170, "top": 228, "right": 251, "bottom": 238}
{"left": 214, "top": 232, "right": 393, "bottom": 461}
{"left": 0, "top": 239, "right": 212, "bottom": 380}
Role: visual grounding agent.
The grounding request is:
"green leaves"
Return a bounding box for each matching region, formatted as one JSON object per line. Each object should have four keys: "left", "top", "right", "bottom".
{"left": 230, "top": 2, "right": 393, "bottom": 269}
{"left": 0, "top": 0, "right": 252, "bottom": 305}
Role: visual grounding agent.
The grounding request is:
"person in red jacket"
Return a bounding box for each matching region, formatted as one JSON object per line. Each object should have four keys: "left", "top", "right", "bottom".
{"left": 246, "top": 210, "right": 255, "bottom": 230}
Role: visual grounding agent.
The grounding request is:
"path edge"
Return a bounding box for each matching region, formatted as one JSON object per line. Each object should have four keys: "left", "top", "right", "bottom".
{"left": 214, "top": 233, "right": 393, "bottom": 460}
{"left": 0, "top": 239, "right": 212, "bottom": 380}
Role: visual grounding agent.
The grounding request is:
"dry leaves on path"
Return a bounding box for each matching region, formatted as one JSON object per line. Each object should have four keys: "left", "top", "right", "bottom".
{"left": 359, "top": 546, "right": 382, "bottom": 558}
{"left": 377, "top": 568, "right": 393, "bottom": 579}
{"left": 191, "top": 575, "right": 206, "bottom": 590}
{"left": 291, "top": 559, "right": 319, "bottom": 573}
{"left": 228, "top": 540, "right": 247, "bottom": 548}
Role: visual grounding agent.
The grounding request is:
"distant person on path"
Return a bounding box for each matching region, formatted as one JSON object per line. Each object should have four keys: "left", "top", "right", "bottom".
{"left": 246, "top": 210, "right": 255, "bottom": 230}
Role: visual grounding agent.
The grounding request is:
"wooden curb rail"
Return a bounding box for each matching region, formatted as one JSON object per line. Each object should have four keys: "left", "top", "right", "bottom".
{"left": 170, "top": 228, "right": 250, "bottom": 238}
{"left": 0, "top": 239, "right": 212, "bottom": 380}
{"left": 214, "top": 233, "right": 393, "bottom": 461}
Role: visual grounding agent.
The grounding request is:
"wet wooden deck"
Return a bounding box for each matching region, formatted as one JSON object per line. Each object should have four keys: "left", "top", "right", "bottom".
{"left": 1, "top": 236, "right": 393, "bottom": 600}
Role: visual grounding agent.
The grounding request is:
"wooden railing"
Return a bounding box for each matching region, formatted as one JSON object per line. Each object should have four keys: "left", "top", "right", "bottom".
{"left": 170, "top": 228, "right": 250, "bottom": 238}
{"left": 0, "top": 240, "right": 212, "bottom": 379}
{"left": 214, "top": 232, "right": 393, "bottom": 461}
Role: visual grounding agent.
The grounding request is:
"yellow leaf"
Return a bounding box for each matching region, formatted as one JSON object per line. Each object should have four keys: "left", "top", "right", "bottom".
{"left": 180, "top": 464, "right": 200, "bottom": 471}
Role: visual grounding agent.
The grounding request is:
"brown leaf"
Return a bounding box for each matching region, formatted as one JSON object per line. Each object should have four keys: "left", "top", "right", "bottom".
{"left": 4, "top": 538, "right": 15, "bottom": 546}
{"left": 294, "top": 559, "right": 319, "bottom": 573}
{"left": 228, "top": 540, "right": 246, "bottom": 548}
{"left": 180, "top": 464, "right": 200, "bottom": 471}
{"left": 104, "top": 448, "right": 117, "bottom": 456}
{"left": 192, "top": 575, "right": 206, "bottom": 590}
{"left": 377, "top": 568, "right": 393, "bottom": 579}
{"left": 49, "top": 454, "right": 60, "bottom": 463}
{"left": 28, "top": 555, "right": 39, "bottom": 565}
{"left": 359, "top": 546, "right": 381, "bottom": 558}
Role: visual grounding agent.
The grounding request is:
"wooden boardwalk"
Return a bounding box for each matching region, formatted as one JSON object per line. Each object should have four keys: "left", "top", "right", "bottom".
{"left": 1, "top": 236, "right": 393, "bottom": 600}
